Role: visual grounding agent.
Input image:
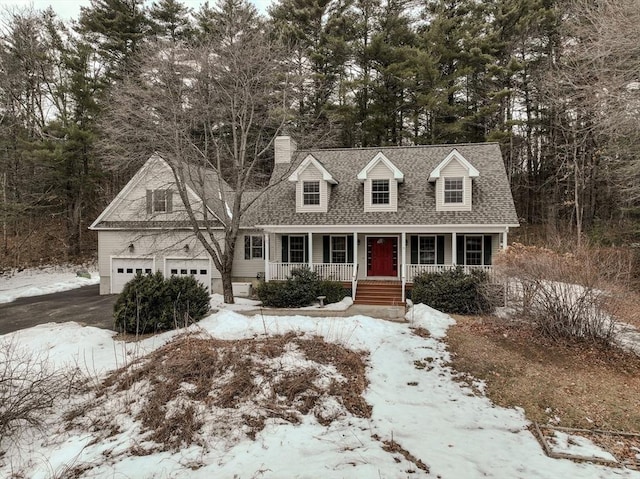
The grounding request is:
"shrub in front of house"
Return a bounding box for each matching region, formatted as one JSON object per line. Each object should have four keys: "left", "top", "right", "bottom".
{"left": 256, "top": 267, "right": 346, "bottom": 308}
{"left": 254, "top": 281, "right": 288, "bottom": 308}
{"left": 411, "top": 266, "right": 493, "bottom": 315}
{"left": 114, "top": 272, "right": 210, "bottom": 334}
{"left": 318, "top": 280, "right": 348, "bottom": 304}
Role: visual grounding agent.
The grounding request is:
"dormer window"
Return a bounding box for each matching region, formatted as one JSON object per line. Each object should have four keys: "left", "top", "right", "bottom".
{"left": 429, "top": 149, "right": 479, "bottom": 212}
{"left": 444, "top": 178, "right": 463, "bottom": 204}
{"left": 358, "top": 152, "right": 403, "bottom": 212}
{"left": 289, "top": 154, "right": 337, "bottom": 213}
{"left": 303, "top": 181, "right": 320, "bottom": 205}
{"left": 372, "top": 180, "right": 390, "bottom": 205}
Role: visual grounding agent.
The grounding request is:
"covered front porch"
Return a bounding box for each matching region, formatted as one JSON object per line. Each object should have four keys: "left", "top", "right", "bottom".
{"left": 261, "top": 226, "right": 510, "bottom": 303}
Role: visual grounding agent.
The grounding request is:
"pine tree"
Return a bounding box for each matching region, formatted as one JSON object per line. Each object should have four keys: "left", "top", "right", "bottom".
{"left": 76, "top": 0, "right": 151, "bottom": 80}
{"left": 149, "top": 0, "right": 194, "bottom": 43}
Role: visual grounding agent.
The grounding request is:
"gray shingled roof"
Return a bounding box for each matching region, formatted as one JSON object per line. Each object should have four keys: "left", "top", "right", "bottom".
{"left": 253, "top": 143, "right": 519, "bottom": 227}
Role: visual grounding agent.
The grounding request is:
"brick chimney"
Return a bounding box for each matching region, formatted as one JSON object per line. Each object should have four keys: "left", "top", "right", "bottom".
{"left": 274, "top": 136, "right": 297, "bottom": 164}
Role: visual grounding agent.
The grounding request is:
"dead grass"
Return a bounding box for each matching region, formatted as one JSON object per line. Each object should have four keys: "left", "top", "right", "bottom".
{"left": 445, "top": 315, "right": 640, "bottom": 433}
{"left": 89, "top": 332, "right": 370, "bottom": 451}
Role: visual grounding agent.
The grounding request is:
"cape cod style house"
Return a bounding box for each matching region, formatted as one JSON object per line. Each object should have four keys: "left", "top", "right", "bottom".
{"left": 90, "top": 137, "right": 519, "bottom": 304}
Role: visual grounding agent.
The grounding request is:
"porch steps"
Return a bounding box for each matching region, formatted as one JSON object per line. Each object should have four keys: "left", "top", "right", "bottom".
{"left": 354, "top": 281, "right": 404, "bottom": 306}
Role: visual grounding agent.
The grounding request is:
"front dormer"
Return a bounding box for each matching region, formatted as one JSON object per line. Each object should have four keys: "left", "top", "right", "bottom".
{"left": 429, "top": 149, "right": 479, "bottom": 212}
{"left": 357, "top": 152, "right": 404, "bottom": 212}
{"left": 288, "top": 154, "right": 337, "bottom": 213}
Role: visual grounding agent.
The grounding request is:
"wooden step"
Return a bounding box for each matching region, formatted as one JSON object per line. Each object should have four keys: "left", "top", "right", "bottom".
{"left": 354, "top": 282, "right": 404, "bottom": 306}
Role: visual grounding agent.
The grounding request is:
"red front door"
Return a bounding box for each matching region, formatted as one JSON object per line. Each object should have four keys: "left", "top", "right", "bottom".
{"left": 367, "top": 237, "right": 397, "bottom": 277}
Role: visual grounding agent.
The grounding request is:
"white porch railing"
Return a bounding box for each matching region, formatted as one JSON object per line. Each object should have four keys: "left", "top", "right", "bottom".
{"left": 407, "top": 264, "right": 495, "bottom": 283}
{"left": 269, "top": 263, "right": 494, "bottom": 283}
{"left": 269, "top": 262, "right": 353, "bottom": 282}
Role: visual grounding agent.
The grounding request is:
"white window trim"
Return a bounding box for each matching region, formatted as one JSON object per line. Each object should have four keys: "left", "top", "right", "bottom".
{"left": 417, "top": 235, "right": 437, "bottom": 265}
{"left": 371, "top": 179, "right": 390, "bottom": 205}
{"left": 443, "top": 177, "right": 464, "bottom": 205}
{"left": 289, "top": 235, "right": 306, "bottom": 263}
{"left": 330, "top": 235, "right": 348, "bottom": 264}
{"left": 464, "top": 235, "right": 484, "bottom": 266}
{"left": 245, "top": 235, "right": 264, "bottom": 260}
{"left": 303, "top": 181, "right": 321, "bottom": 206}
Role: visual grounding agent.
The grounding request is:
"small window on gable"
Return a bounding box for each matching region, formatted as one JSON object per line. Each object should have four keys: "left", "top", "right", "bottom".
{"left": 244, "top": 235, "right": 264, "bottom": 260}
{"left": 372, "top": 179, "right": 390, "bottom": 205}
{"left": 147, "top": 189, "right": 173, "bottom": 214}
{"left": 444, "top": 178, "right": 463, "bottom": 204}
{"left": 303, "top": 181, "right": 320, "bottom": 205}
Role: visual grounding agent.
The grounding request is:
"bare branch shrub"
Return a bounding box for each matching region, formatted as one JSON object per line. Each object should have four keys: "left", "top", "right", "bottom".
{"left": 495, "top": 243, "right": 633, "bottom": 343}
{"left": 0, "top": 339, "right": 82, "bottom": 447}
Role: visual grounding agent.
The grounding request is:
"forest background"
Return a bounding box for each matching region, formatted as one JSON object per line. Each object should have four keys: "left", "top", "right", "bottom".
{"left": 1, "top": 0, "right": 638, "bottom": 267}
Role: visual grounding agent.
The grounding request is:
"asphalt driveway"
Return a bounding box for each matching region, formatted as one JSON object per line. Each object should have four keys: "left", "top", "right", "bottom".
{"left": 0, "top": 285, "right": 117, "bottom": 335}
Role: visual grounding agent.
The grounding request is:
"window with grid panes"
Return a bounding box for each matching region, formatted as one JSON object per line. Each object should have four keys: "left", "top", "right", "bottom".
{"left": 371, "top": 179, "right": 389, "bottom": 204}
{"left": 303, "top": 181, "right": 320, "bottom": 205}
{"left": 444, "top": 178, "right": 463, "bottom": 204}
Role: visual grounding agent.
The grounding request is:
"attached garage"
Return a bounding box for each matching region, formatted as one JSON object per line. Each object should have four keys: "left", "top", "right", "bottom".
{"left": 164, "top": 258, "right": 212, "bottom": 291}
{"left": 111, "top": 257, "right": 155, "bottom": 294}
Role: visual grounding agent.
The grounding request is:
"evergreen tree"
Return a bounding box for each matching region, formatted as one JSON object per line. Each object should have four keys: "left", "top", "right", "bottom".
{"left": 76, "top": 0, "right": 151, "bottom": 80}
{"left": 269, "top": 0, "right": 356, "bottom": 136}
{"left": 149, "top": 0, "right": 194, "bottom": 43}
{"left": 365, "top": 0, "right": 418, "bottom": 145}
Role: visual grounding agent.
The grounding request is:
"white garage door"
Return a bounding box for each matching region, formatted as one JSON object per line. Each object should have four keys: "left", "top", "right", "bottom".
{"left": 111, "top": 258, "right": 155, "bottom": 294}
{"left": 165, "top": 258, "right": 212, "bottom": 291}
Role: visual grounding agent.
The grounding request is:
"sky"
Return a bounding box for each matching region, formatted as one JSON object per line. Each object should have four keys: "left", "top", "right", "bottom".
{"left": 2, "top": 0, "right": 272, "bottom": 21}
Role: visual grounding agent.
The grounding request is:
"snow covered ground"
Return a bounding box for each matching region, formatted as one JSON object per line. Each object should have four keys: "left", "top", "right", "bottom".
{"left": 0, "top": 264, "right": 99, "bottom": 304}
{"left": 0, "top": 270, "right": 638, "bottom": 478}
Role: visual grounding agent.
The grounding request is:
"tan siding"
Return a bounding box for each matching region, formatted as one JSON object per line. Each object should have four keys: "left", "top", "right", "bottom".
{"left": 436, "top": 159, "right": 472, "bottom": 212}
{"left": 273, "top": 234, "right": 282, "bottom": 262}
{"left": 102, "top": 160, "right": 208, "bottom": 223}
{"left": 97, "top": 229, "right": 234, "bottom": 294}
{"left": 363, "top": 162, "right": 398, "bottom": 212}
{"left": 491, "top": 233, "right": 500, "bottom": 262}
{"left": 233, "top": 230, "right": 265, "bottom": 278}
{"left": 312, "top": 233, "right": 324, "bottom": 263}
{"left": 296, "top": 165, "right": 328, "bottom": 213}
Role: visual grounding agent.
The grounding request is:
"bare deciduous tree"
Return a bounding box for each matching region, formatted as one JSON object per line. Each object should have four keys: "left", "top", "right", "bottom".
{"left": 100, "top": 0, "right": 302, "bottom": 303}
{"left": 546, "top": 0, "right": 640, "bottom": 241}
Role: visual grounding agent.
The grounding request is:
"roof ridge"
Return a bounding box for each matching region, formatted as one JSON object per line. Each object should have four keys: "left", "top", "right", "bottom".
{"left": 296, "top": 142, "right": 499, "bottom": 153}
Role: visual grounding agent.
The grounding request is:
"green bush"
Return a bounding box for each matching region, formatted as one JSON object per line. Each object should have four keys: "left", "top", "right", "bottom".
{"left": 254, "top": 281, "right": 288, "bottom": 308}
{"left": 318, "top": 280, "right": 348, "bottom": 304}
{"left": 114, "top": 272, "right": 211, "bottom": 334}
{"left": 256, "top": 267, "right": 347, "bottom": 308}
{"left": 411, "top": 266, "right": 493, "bottom": 315}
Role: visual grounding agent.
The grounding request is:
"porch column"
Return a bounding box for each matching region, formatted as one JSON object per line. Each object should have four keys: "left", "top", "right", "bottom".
{"left": 451, "top": 232, "right": 457, "bottom": 265}
{"left": 353, "top": 232, "right": 358, "bottom": 276}
{"left": 401, "top": 231, "right": 406, "bottom": 302}
{"left": 502, "top": 230, "right": 508, "bottom": 250}
{"left": 264, "top": 233, "right": 270, "bottom": 281}
{"left": 308, "top": 232, "right": 313, "bottom": 270}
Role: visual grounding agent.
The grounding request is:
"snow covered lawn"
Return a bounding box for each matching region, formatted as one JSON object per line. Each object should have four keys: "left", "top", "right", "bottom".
{"left": 1, "top": 303, "right": 638, "bottom": 478}
{"left": 0, "top": 266, "right": 636, "bottom": 477}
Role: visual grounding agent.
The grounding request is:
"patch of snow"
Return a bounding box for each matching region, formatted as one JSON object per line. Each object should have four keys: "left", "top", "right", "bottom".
{"left": 405, "top": 302, "right": 456, "bottom": 338}
{"left": 548, "top": 430, "right": 618, "bottom": 463}
{"left": 0, "top": 264, "right": 99, "bottom": 304}
{"left": 210, "top": 293, "right": 261, "bottom": 311}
